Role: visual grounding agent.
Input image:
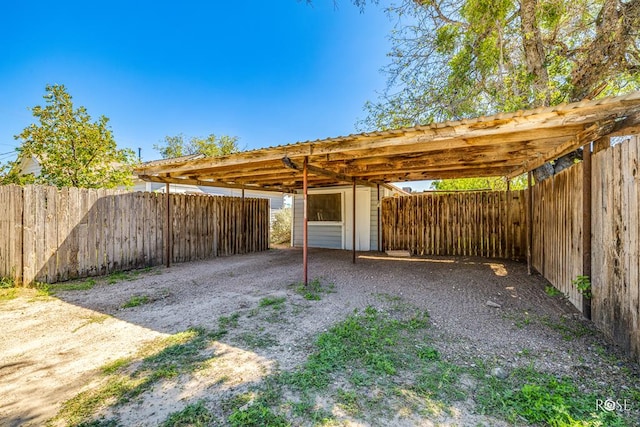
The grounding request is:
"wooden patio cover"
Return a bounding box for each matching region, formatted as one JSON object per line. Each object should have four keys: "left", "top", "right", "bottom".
{"left": 135, "top": 92, "right": 640, "bottom": 191}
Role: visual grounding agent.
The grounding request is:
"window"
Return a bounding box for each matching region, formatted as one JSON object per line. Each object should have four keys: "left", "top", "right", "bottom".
{"left": 308, "top": 193, "right": 341, "bottom": 222}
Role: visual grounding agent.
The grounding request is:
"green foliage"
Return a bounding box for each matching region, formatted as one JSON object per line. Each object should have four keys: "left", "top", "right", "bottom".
{"left": 284, "top": 307, "right": 431, "bottom": 389}
{"left": 228, "top": 403, "right": 289, "bottom": 427}
{"left": 431, "top": 175, "right": 528, "bottom": 191}
{"left": 153, "top": 133, "right": 240, "bottom": 159}
{"left": 475, "top": 367, "right": 628, "bottom": 426}
{"left": 294, "top": 277, "right": 334, "bottom": 301}
{"left": 545, "top": 285, "right": 564, "bottom": 297}
{"left": 162, "top": 401, "right": 217, "bottom": 427}
{"left": 270, "top": 208, "right": 292, "bottom": 245}
{"left": 259, "top": 296, "right": 286, "bottom": 309}
{"left": 572, "top": 275, "right": 592, "bottom": 299}
{"left": 13, "top": 84, "right": 137, "bottom": 188}
{"left": 359, "top": 0, "right": 640, "bottom": 130}
{"left": 54, "top": 327, "right": 218, "bottom": 425}
{"left": 0, "top": 277, "right": 14, "bottom": 289}
{"left": 121, "top": 295, "right": 150, "bottom": 308}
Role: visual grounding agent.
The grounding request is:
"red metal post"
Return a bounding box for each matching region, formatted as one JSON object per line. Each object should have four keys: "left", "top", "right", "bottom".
{"left": 303, "top": 157, "right": 308, "bottom": 285}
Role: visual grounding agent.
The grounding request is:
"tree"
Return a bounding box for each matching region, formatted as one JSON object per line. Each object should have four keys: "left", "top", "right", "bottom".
{"left": 430, "top": 175, "right": 527, "bottom": 191}
{"left": 153, "top": 134, "right": 240, "bottom": 159}
{"left": 360, "top": 0, "right": 640, "bottom": 131}
{"left": 12, "top": 84, "right": 137, "bottom": 188}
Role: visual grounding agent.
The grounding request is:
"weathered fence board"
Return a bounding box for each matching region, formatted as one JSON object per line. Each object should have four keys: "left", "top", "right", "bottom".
{"left": 532, "top": 163, "right": 584, "bottom": 310}
{"left": 382, "top": 190, "right": 526, "bottom": 259}
{"left": 592, "top": 135, "right": 640, "bottom": 358}
{"left": 0, "top": 186, "right": 269, "bottom": 286}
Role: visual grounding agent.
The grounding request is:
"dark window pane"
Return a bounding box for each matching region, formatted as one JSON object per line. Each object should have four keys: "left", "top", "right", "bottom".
{"left": 308, "top": 193, "right": 341, "bottom": 221}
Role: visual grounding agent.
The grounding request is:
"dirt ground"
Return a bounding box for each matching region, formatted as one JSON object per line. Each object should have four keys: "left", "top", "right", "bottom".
{"left": 1, "top": 248, "right": 637, "bottom": 426}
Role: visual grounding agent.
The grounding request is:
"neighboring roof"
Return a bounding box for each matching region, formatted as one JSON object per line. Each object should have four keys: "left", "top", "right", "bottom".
{"left": 135, "top": 92, "right": 640, "bottom": 193}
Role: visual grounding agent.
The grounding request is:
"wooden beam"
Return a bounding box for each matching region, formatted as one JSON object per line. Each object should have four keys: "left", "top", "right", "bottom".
{"left": 604, "top": 111, "right": 640, "bottom": 137}
{"left": 282, "top": 157, "right": 378, "bottom": 188}
{"left": 505, "top": 120, "right": 618, "bottom": 179}
{"left": 593, "top": 136, "right": 610, "bottom": 154}
{"left": 137, "top": 174, "right": 290, "bottom": 193}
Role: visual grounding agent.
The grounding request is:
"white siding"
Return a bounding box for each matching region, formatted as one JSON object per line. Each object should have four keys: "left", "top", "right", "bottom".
{"left": 292, "top": 193, "right": 343, "bottom": 249}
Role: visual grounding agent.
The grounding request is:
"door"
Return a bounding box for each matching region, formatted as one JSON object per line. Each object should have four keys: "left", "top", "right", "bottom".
{"left": 345, "top": 188, "right": 371, "bottom": 251}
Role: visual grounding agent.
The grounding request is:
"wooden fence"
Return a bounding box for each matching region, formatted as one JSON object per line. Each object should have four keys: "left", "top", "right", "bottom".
{"left": 532, "top": 163, "right": 585, "bottom": 310}
{"left": 531, "top": 135, "right": 640, "bottom": 361}
{"left": 592, "top": 136, "right": 640, "bottom": 358}
{"left": 382, "top": 190, "right": 527, "bottom": 259}
{"left": 0, "top": 185, "right": 269, "bottom": 286}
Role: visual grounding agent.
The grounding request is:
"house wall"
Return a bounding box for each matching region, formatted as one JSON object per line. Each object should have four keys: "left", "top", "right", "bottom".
{"left": 292, "top": 185, "right": 397, "bottom": 251}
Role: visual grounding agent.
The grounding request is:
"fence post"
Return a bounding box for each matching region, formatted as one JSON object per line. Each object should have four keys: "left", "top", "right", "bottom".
{"left": 527, "top": 172, "right": 533, "bottom": 275}
{"left": 582, "top": 144, "right": 592, "bottom": 319}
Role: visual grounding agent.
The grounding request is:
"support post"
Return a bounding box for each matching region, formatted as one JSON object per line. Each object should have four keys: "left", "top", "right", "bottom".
{"left": 582, "top": 143, "right": 593, "bottom": 319}
{"left": 241, "top": 187, "right": 245, "bottom": 254}
{"left": 527, "top": 172, "right": 533, "bottom": 275}
{"left": 377, "top": 184, "right": 381, "bottom": 252}
{"left": 303, "top": 157, "right": 308, "bottom": 285}
{"left": 353, "top": 178, "right": 356, "bottom": 264}
{"left": 166, "top": 183, "right": 171, "bottom": 268}
{"left": 506, "top": 179, "right": 511, "bottom": 259}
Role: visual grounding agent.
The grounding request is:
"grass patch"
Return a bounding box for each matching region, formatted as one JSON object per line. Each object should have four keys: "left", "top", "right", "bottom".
{"left": 284, "top": 306, "right": 430, "bottom": 389}
{"left": 545, "top": 285, "right": 564, "bottom": 297}
{"left": 161, "top": 400, "right": 218, "bottom": 427}
{"left": 294, "top": 277, "right": 334, "bottom": 301}
{"left": 475, "top": 366, "right": 630, "bottom": 426}
{"left": 0, "top": 277, "right": 15, "bottom": 289}
{"left": 228, "top": 403, "right": 289, "bottom": 427}
{"left": 0, "top": 288, "right": 18, "bottom": 301}
{"left": 121, "top": 295, "right": 150, "bottom": 308}
{"left": 540, "top": 315, "right": 593, "bottom": 340}
{"left": 107, "top": 270, "right": 141, "bottom": 284}
{"left": 259, "top": 296, "right": 286, "bottom": 309}
{"left": 238, "top": 331, "right": 278, "bottom": 349}
{"left": 48, "top": 278, "right": 97, "bottom": 294}
{"left": 218, "top": 312, "right": 241, "bottom": 330}
{"left": 53, "top": 327, "right": 222, "bottom": 426}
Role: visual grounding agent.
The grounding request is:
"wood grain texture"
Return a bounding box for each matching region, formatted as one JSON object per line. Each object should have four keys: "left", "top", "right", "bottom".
{"left": 0, "top": 186, "right": 268, "bottom": 286}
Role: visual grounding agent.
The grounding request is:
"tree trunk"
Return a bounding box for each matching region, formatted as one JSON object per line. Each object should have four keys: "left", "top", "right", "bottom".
{"left": 520, "top": 0, "right": 549, "bottom": 106}
{"left": 570, "top": 0, "right": 640, "bottom": 101}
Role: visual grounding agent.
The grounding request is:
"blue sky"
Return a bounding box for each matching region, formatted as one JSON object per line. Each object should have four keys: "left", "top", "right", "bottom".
{"left": 1, "top": 1, "right": 395, "bottom": 164}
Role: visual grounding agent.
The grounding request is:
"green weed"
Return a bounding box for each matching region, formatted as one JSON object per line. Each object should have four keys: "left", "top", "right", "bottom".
{"left": 228, "top": 403, "right": 289, "bottom": 427}
{"left": 475, "top": 367, "right": 629, "bottom": 426}
{"left": 259, "top": 296, "right": 286, "bottom": 309}
{"left": 218, "top": 312, "right": 241, "bottom": 330}
{"left": 161, "top": 400, "right": 218, "bottom": 427}
{"left": 0, "top": 277, "right": 14, "bottom": 289}
{"left": 294, "top": 278, "right": 334, "bottom": 301}
{"left": 121, "top": 295, "right": 150, "bottom": 308}
{"left": 238, "top": 331, "right": 278, "bottom": 349}
{"left": 540, "top": 315, "right": 592, "bottom": 340}
{"left": 545, "top": 285, "right": 564, "bottom": 297}
{"left": 53, "top": 327, "right": 218, "bottom": 425}
{"left": 108, "top": 270, "right": 140, "bottom": 284}
{"left": 0, "top": 288, "right": 18, "bottom": 301}
{"left": 48, "top": 278, "right": 97, "bottom": 294}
